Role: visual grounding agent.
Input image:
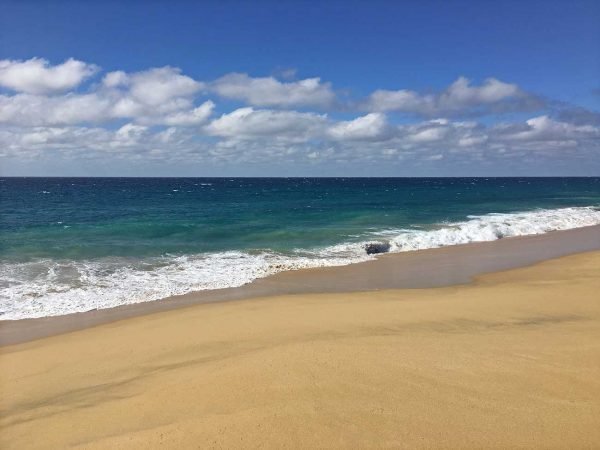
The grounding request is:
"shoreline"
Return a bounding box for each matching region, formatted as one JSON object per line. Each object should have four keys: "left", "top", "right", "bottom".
{"left": 1, "top": 224, "right": 599, "bottom": 346}
{"left": 2, "top": 250, "right": 599, "bottom": 448}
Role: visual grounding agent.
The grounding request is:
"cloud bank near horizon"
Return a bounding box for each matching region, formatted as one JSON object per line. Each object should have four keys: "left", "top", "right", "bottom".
{"left": 1, "top": 57, "right": 598, "bottom": 175}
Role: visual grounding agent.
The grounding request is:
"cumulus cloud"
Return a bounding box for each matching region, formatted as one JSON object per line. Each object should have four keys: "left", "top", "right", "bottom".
{"left": 210, "top": 73, "right": 335, "bottom": 108}
{"left": 367, "top": 76, "right": 540, "bottom": 117}
{"left": 104, "top": 66, "right": 206, "bottom": 123}
{"left": 3, "top": 112, "right": 599, "bottom": 171}
{"left": 0, "top": 58, "right": 98, "bottom": 94}
{"left": 408, "top": 125, "right": 448, "bottom": 143}
{"left": 444, "top": 77, "right": 519, "bottom": 105}
{"left": 112, "top": 123, "right": 150, "bottom": 147}
{"left": 206, "top": 107, "right": 327, "bottom": 141}
{"left": 494, "top": 115, "right": 600, "bottom": 142}
{"left": 388, "top": 119, "right": 475, "bottom": 150}
{"left": 0, "top": 123, "right": 200, "bottom": 160}
{"left": 106, "top": 66, "right": 203, "bottom": 106}
{"left": 149, "top": 101, "right": 215, "bottom": 126}
{"left": 0, "top": 93, "right": 110, "bottom": 126}
{"left": 0, "top": 57, "right": 598, "bottom": 173}
{"left": 328, "top": 113, "right": 389, "bottom": 141}
{"left": 0, "top": 66, "right": 211, "bottom": 127}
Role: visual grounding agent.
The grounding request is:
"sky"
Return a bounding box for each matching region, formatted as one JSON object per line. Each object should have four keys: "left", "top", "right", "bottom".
{"left": 1, "top": 0, "right": 599, "bottom": 176}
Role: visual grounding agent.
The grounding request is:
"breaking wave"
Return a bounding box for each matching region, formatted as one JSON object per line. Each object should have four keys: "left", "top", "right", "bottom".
{"left": 1, "top": 206, "right": 599, "bottom": 320}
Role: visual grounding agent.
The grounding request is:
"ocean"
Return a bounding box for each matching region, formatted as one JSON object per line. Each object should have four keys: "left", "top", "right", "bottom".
{"left": 1, "top": 177, "right": 599, "bottom": 320}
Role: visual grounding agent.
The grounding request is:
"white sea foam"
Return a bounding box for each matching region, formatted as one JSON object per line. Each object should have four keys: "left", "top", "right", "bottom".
{"left": 0, "top": 251, "right": 370, "bottom": 320}
{"left": 1, "top": 206, "right": 599, "bottom": 320}
{"left": 385, "top": 206, "right": 600, "bottom": 252}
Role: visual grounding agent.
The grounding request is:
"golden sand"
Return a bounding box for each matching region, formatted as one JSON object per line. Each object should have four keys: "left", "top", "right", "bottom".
{"left": 1, "top": 251, "right": 600, "bottom": 449}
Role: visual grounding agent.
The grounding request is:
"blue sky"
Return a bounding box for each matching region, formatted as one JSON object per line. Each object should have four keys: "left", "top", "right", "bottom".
{"left": 1, "top": 0, "right": 599, "bottom": 176}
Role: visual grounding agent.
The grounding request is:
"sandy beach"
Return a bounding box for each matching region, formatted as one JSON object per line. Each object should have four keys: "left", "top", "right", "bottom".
{"left": 2, "top": 224, "right": 599, "bottom": 346}
{"left": 2, "top": 248, "right": 600, "bottom": 448}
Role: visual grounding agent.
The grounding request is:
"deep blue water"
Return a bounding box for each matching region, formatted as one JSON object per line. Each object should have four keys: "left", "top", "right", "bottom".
{"left": 1, "top": 177, "right": 599, "bottom": 319}
{"left": 3, "top": 177, "right": 600, "bottom": 260}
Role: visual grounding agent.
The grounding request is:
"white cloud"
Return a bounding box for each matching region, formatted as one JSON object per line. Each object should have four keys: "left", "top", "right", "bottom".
{"left": 2, "top": 112, "right": 598, "bottom": 171}
{"left": 0, "top": 57, "right": 597, "bottom": 173}
{"left": 328, "top": 113, "right": 389, "bottom": 141}
{"left": 106, "top": 66, "right": 206, "bottom": 123}
{"left": 0, "top": 66, "right": 211, "bottom": 127}
{"left": 367, "top": 77, "right": 527, "bottom": 116}
{"left": 139, "top": 101, "right": 215, "bottom": 126}
{"left": 0, "top": 93, "right": 111, "bottom": 126}
{"left": 0, "top": 124, "right": 201, "bottom": 161}
{"left": 102, "top": 70, "right": 128, "bottom": 88}
{"left": 113, "top": 123, "right": 149, "bottom": 147}
{"left": 368, "top": 89, "right": 428, "bottom": 114}
{"left": 495, "top": 115, "right": 600, "bottom": 142}
{"left": 206, "top": 107, "right": 327, "bottom": 141}
{"left": 0, "top": 58, "right": 98, "bottom": 94}
{"left": 408, "top": 126, "right": 448, "bottom": 143}
{"left": 210, "top": 73, "right": 335, "bottom": 108}
{"left": 442, "top": 77, "right": 519, "bottom": 105}
{"left": 108, "top": 66, "right": 203, "bottom": 106}
{"left": 458, "top": 135, "right": 488, "bottom": 147}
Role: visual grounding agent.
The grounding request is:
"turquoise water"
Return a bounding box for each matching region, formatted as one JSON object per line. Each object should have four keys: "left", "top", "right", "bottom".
{"left": 1, "top": 177, "right": 600, "bottom": 319}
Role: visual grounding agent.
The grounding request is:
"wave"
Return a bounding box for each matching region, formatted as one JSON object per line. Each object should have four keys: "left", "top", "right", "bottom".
{"left": 388, "top": 205, "right": 600, "bottom": 251}
{"left": 1, "top": 206, "right": 599, "bottom": 320}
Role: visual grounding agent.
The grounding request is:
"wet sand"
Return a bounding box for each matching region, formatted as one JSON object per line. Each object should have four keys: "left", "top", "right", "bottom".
{"left": 1, "top": 224, "right": 599, "bottom": 346}
{"left": 1, "top": 250, "right": 599, "bottom": 448}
